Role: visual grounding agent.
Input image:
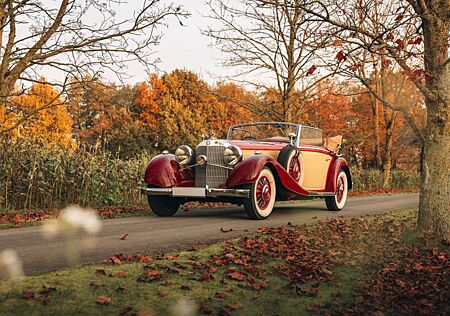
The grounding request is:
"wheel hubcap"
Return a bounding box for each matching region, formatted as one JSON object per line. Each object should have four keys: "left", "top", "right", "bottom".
{"left": 289, "top": 156, "right": 301, "bottom": 181}
{"left": 336, "top": 176, "right": 345, "bottom": 203}
{"left": 256, "top": 176, "right": 271, "bottom": 210}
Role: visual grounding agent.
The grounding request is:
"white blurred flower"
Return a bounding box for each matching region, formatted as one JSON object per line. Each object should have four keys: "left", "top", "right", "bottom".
{"left": 0, "top": 249, "right": 24, "bottom": 280}
{"left": 171, "top": 298, "right": 196, "bottom": 316}
{"left": 60, "top": 205, "right": 101, "bottom": 234}
{"left": 41, "top": 206, "right": 101, "bottom": 238}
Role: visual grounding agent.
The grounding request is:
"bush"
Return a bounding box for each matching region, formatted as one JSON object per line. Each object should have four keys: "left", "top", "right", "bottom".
{"left": 0, "top": 140, "right": 154, "bottom": 210}
{"left": 350, "top": 168, "right": 419, "bottom": 191}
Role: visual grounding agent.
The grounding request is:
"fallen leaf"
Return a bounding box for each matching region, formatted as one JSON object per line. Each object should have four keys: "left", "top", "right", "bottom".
{"left": 96, "top": 269, "right": 106, "bottom": 276}
{"left": 200, "top": 272, "right": 212, "bottom": 282}
{"left": 139, "top": 256, "right": 153, "bottom": 264}
{"left": 214, "top": 292, "right": 229, "bottom": 299}
{"left": 108, "top": 256, "right": 122, "bottom": 265}
{"left": 181, "top": 285, "right": 191, "bottom": 291}
{"left": 96, "top": 296, "right": 112, "bottom": 305}
{"left": 199, "top": 303, "right": 212, "bottom": 314}
{"left": 21, "top": 290, "right": 34, "bottom": 299}
{"left": 227, "top": 271, "right": 246, "bottom": 281}
{"left": 40, "top": 284, "right": 57, "bottom": 294}
{"left": 38, "top": 294, "right": 51, "bottom": 305}
{"left": 158, "top": 290, "right": 168, "bottom": 297}
{"left": 117, "top": 271, "right": 126, "bottom": 278}
{"left": 120, "top": 233, "right": 129, "bottom": 240}
{"left": 221, "top": 227, "right": 235, "bottom": 233}
{"left": 144, "top": 269, "right": 160, "bottom": 276}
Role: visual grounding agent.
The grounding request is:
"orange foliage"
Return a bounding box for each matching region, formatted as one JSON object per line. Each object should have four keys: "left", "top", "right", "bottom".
{"left": 2, "top": 81, "right": 75, "bottom": 149}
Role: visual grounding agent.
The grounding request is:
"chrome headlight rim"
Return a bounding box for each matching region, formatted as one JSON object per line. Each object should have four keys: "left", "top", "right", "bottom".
{"left": 224, "top": 145, "right": 243, "bottom": 166}
{"left": 196, "top": 154, "right": 207, "bottom": 166}
{"left": 175, "top": 145, "right": 194, "bottom": 166}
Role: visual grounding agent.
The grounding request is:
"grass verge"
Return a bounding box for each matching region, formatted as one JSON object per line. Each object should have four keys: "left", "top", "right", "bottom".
{"left": 0, "top": 209, "right": 448, "bottom": 315}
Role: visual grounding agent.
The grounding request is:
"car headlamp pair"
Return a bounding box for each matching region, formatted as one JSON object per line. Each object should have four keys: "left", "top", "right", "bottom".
{"left": 175, "top": 144, "right": 242, "bottom": 167}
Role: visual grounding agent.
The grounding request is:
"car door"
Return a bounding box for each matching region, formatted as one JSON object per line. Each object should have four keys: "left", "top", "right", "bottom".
{"left": 298, "top": 126, "right": 332, "bottom": 191}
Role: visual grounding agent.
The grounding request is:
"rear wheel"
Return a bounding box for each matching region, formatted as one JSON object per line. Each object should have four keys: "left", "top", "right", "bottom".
{"left": 243, "top": 167, "right": 276, "bottom": 220}
{"left": 147, "top": 187, "right": 181, "bottom": 217}
{"left": 325, "top": 170, "right": 348, "bottom": 211}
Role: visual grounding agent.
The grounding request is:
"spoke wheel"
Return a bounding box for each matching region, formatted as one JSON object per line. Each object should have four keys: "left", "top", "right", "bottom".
{"left": 243, "top": 167, "right": 276, "bottom": 220}
{"left": 325, "top": 170, "right": 348, "bottom": 211}
{"left": 288, "top": 155, "right": 301, "bottom": 182}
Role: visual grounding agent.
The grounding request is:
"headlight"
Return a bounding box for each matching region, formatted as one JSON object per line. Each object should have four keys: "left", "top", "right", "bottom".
{"left": 224, "top": 145, "right": 243, "bottom": 166}
{"left": 196, "top": 155, "right": 207, "bottom": 166}
{"left": 175, "top": 145, "right": 193, "bottom": 166}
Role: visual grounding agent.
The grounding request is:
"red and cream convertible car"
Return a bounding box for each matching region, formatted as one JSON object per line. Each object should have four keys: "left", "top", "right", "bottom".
{"left": 141, "top": 122, "right": 352, "bottom": 219}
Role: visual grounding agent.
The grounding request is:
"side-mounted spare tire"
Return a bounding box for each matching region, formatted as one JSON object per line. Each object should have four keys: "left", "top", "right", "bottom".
{"left": 277, "top": 145, "right": 302, "bottom": 182}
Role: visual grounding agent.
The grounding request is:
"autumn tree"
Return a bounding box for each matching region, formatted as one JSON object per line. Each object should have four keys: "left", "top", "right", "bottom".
{"left": 67, "top": 79, "right": 150, "bottom": 158}
{"left": 0, "top": 0, "right": 188, "bottom": 135}
{"left": 2, "top": 80, "right": 75, "bottom": 149}
{"left": 211, "top": 82, "right": 257, "bottom": 135}
{"left": 136, "top": 70, "right": 220, "bottom": 150}
{"left": 205, "top": 0, "right": 329, "bottom": 122}
{"left": 284, "top": 0, "right": 450, "bottom": 241}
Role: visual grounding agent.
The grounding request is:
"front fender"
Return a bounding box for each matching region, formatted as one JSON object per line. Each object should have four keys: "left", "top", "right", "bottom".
{"left": 144, "top": 154, "right": 193, "bottom": 188}
{"left": 325, "top": 157, "right": 352, "bottom": 192}
{"left": 225, "top": 154, "right": 271, "bottom": 187}
{"left": 226, "top": 154, "right": 308, "bottom": 196}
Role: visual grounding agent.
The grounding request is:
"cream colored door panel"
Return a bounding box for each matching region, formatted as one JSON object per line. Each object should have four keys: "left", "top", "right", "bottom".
{"left": 300, "top": 151, "right": 332, "bottom": 190}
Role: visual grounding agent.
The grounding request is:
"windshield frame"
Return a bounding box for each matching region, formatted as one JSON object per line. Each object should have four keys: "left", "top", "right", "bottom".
{"left": 227, "top": 122, "right": 301, "bottom": 144}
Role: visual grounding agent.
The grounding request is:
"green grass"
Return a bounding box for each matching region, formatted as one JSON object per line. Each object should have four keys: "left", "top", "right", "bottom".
{"left": 2, "top": 209, "right": 447, "bottom": 316}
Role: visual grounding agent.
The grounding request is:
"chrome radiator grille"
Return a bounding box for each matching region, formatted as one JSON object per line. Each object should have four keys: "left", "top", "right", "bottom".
{"left": 195, "top": 144, "right": 229, "bottom": 188}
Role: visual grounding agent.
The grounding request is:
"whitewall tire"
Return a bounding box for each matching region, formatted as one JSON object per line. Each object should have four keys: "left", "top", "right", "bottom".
{"left": 243, "top": 167, "right": 277, "bottom": 220}
{"left": 325, "top": 170, "right": 348, "bottom": 211}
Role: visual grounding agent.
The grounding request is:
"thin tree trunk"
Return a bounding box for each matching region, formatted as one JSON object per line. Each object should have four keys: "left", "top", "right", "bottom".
{"left": 382, "top": 130, "right": 394, "bottom": 188}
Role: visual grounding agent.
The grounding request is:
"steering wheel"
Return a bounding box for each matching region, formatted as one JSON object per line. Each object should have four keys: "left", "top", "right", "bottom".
{"left": 242, "top": 136, "right": 256, "bottom": 140}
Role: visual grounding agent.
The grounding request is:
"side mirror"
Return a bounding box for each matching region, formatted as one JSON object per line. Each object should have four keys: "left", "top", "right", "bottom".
{"left": 288, "top": 132, "right": 296, "bottom": 146}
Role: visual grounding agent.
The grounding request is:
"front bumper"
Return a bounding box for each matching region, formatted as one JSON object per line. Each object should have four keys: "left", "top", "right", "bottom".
{"left": 140, "top": 186, "right": 250, "bottom": 198}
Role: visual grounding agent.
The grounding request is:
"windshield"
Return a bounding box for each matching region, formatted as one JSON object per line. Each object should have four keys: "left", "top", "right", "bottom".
{"left": 227, "top": 123, "right": 299, "bottom": 142}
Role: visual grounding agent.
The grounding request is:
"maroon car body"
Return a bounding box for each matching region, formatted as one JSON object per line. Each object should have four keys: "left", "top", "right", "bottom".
{"left": 141, "top": 122, "right": 352, "bottom": 219}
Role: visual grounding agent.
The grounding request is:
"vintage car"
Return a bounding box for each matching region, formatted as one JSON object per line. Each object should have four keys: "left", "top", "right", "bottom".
{"left": 140, "top": 122, "right": 352, "bottom": 220}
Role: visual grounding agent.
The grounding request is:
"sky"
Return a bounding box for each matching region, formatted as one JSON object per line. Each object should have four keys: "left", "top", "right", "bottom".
{"left": 106, "top": 0, "right": 234, "bottom": 84}
{"left": 35, "top": 1, "right": 233, "bottom": 85}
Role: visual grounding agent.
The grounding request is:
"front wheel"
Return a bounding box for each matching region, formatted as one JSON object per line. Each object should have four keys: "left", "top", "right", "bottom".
{"left": 325, "top": 170, "right": 348, "bottom": 211}
{"left": 243, "top": 167, "right": 276, "bottom": 220}
{"left": 147, "top": 195, "right": 181, "bottom": 217}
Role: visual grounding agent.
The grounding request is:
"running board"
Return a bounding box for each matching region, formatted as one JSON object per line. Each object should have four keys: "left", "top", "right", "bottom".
{"left": 308, "top": 191, "right": 335, "bottom": 197}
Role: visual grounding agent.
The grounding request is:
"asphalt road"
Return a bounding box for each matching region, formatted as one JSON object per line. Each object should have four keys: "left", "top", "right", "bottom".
{"left": 0, "top": 193, "right": 419, "bottom": 276}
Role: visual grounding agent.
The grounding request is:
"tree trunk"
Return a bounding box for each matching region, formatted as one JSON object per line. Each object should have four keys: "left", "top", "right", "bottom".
{"left": 381, "top": 134, "right": 393, "bottom": 189}
{"left": 417, "top": 105, "right": 450, "bottom": 242}
{"left": 417, "top": 12, "right": 450, "bottom": 242}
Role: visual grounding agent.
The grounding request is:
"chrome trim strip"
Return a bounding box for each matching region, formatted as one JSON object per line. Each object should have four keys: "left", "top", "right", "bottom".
{"left": 140, "top": 187, "right": 172, "bottom": 195}
{"left": 207, "top": 188, "right": 250, "bottom": 198}
{"left": 308, "top": 191, "right": 335, "bottom": 197}
{"left": 140, "top": 187, "right": 250, "bottom": 198}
